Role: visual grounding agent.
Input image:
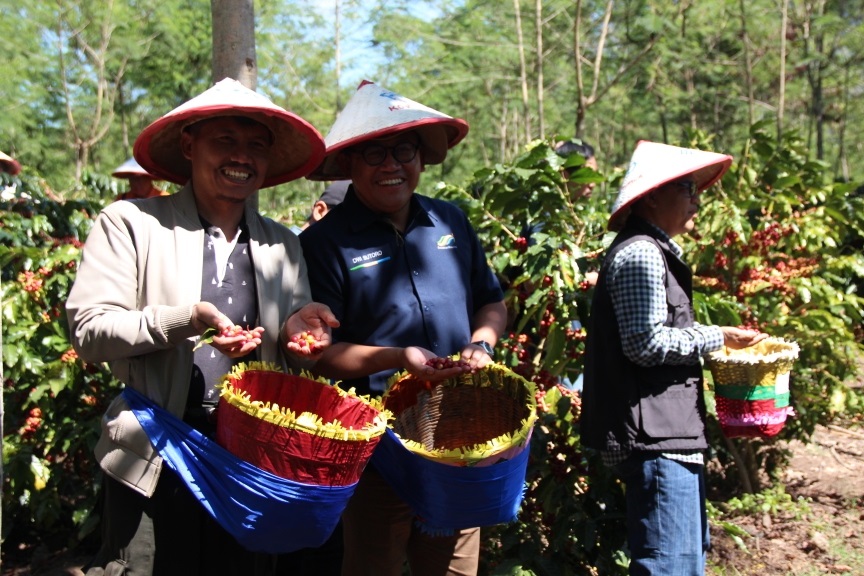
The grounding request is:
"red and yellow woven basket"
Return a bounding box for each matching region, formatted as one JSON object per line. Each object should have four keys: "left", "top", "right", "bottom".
{"left": 704, "top": 338, "right": 799, "bottom": 439}
{"left": 215, "top": 362, "right": 390, "bottom": 486}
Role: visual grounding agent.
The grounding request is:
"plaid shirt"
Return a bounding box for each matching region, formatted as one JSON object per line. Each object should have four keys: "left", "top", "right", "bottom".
{"left": 601, "top": 221, "right": 724, "bottom": 468}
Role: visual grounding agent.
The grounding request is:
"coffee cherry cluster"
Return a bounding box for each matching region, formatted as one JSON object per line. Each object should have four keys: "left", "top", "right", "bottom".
{"left": 425, "top": 357, "right": 470, "bottom": 370}
{"left": 291, "top": 330, "right": 324, "bottom": 354}
{"left": 222, "top": 324, "right": 256, "bottom": 339}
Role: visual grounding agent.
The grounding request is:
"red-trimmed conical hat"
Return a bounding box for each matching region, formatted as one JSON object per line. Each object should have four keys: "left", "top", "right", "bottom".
{"left": 308, "top": 80, "right": 469, "bottom": 181}
{"left": 133, "top": 78, "right": 325, "bottom": 188}
{"left": 111, "top": 157, "right": 155, "bottom": 179}
{"left": 0, "top": 151, "right": 21, "bottom": 176}
{"left": 608, "top": 140, "right": 733, "bottom": 231}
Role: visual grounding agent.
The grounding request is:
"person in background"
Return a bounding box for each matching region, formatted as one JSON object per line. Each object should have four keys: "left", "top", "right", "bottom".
{"left": 300, "top": 80, "right": 507, "bottom": 576}
{"left": 290, "top": 179, "right": 350, "bottom": 235}
{"left": 554, "top": 137, "right": 599, "bottom": 199}
{"left": 111, "top": 156, "right": 170, "bottom": 201}
{"left": 66, "top": 78, "right": 339, "bottom": 576}
{"left": 580, "top": 140, "right": 767, "bottom": 576}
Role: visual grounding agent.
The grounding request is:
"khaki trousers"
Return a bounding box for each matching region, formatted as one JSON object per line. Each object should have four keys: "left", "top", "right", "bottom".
{"left": 341, "top": 467, "right": 480, "bottom": 576}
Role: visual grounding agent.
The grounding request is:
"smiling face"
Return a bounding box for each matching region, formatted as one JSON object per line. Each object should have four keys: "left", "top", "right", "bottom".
{"left": 340, "top": 131, "right": 424, "bottom": 229}
{"left": 181, "top": 116, "right": 272, "bottom": 206}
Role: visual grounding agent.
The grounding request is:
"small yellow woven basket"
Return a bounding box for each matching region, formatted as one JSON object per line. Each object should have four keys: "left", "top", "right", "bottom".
{"left": 704, "top": 337, "right": 799, "bottom": 438}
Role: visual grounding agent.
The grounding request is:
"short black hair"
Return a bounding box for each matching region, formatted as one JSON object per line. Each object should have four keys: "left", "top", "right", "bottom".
{"left": 554, "top": 139, "right": 595, "bottom": 160}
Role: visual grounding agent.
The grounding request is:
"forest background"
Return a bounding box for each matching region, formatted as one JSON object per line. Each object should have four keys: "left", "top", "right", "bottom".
{"left": 3, "top": 0, "right": 864, "bottom": 574}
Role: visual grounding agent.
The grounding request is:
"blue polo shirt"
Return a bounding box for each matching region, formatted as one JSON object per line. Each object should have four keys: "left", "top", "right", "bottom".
{"left": 299, "top": 188, "right": 504, "bottom": 395}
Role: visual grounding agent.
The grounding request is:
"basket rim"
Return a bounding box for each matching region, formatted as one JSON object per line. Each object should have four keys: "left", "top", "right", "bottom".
{"left": 382, "top": 362, "right": 538, "bottom": 463}
{"left": 218, "top": 362, "right": 391, "bottom": 441}
{"left": 705, "top": 337, "right": 799, "bottom": 367}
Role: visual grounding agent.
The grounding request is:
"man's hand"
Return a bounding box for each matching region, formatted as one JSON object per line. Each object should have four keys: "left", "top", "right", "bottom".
{"left": 459, "top": 343, "right": 494, "bottom": 371}
{"left": 192, "top": 302, "right": 263, "bottom": 358}
{"left": 721, "top": 327, "right": 769, "bottom": 350}
{"left": 284, "top": 302, "right": 341, "bottom": 358}
{"left": 403, "top": 346, "right": 470, "bottom": 381}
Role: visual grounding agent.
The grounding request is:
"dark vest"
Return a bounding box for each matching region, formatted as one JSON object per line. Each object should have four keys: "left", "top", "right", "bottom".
{"left": 580, "top": 217, "right": 707, "bottom": 452}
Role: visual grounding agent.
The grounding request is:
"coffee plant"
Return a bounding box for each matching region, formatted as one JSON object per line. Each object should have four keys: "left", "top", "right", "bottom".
{"left": 1, "top": 171, "right": 119, "bottom": 552}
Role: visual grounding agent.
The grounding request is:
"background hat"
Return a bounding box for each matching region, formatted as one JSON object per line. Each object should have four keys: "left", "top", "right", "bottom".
{"left": 308, "top": 80, "right": 469, "bottom": 180}
{"left": 133, "top": 78, "right": 325, "bottom": 188}
{"left": 0, "top": 151, "right": 21, "bottom": 176}
{"left": 318, "top": 179, "right": 350, "bottom": 207}
{"left": 608, "top": 140, "right": 733, "bottom": 231}
{"left": 111, "top": 157, "right": 155, "bottom": 179}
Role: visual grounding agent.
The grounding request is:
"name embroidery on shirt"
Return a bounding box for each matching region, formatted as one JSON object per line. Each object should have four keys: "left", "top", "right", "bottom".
{"left": 349, "top": 250, "right": 391, "bottom": 271}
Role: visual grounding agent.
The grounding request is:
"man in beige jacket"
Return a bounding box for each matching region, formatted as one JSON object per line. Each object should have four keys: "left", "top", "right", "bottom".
{"left": 66, "top": 79, "right": 338, "bottom": 575}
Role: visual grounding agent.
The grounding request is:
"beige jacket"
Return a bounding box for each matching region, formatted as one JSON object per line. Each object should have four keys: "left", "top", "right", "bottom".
{"left": 66, "top": 184, "right": 312, "bottom": 496}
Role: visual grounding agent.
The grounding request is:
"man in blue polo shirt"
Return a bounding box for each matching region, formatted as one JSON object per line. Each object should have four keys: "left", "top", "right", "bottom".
{"left": 300, "top": 80, "right": 507, "bottom": 576}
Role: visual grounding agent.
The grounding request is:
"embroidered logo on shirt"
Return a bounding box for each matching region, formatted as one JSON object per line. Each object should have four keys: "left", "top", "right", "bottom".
{"left": 436, "top": 234, "right": 456, "bottom": 249}
{"left": 349, "top": 250, "right": 391, "bottom": 271}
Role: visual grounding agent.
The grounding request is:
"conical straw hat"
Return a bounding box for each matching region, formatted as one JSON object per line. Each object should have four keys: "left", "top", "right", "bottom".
{"left": 308, "top": 80, "right": 469, "bottom": 180}
{"left": 111, "top": 157, "right": 155, "bottom": 179}
{"left": 0, "top": 151, "right": 21, "bottom": 176}
{"left": 134, "top": 78, "right": 325, "bottom": 188}
{"left": 608, "top": 140, "right": 733, "bottom": 231}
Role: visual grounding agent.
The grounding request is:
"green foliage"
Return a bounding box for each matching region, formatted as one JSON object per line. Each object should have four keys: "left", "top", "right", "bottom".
{"left": 1, "top": 173, "right": 120, "bottom": 548}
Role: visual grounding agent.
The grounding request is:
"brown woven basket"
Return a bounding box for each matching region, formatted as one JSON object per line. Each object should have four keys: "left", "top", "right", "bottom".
{"left": 704, "top": 337, "right": 799, "bottom": 387}
{"left": 383, "top": 363, "right": 537, "bottom": 466}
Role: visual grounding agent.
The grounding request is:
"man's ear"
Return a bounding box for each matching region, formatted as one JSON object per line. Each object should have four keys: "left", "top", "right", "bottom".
{"left": 310, "top": 200, "right": 329, "bottom": 223}
{"left": 180, "top": 130, "right": 194, "bottom": 161}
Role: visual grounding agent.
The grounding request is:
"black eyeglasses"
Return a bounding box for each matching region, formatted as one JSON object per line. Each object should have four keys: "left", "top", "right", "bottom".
{"left": 671, "top": 180, "right": 698, "bottom": 199}
{"left": 355, "top": 142, "right": 419, "bottom": 166}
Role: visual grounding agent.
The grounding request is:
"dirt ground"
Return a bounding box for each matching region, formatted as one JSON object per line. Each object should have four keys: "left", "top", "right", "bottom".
{"left": 4, "top": 423, "right": 864, "bottom": 575}
{"left": 709, "top": 423, "right": 864, "bottom": 575}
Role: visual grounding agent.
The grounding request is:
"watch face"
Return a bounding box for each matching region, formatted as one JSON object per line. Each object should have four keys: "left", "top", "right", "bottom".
{"left": 474, "top": 340, "right": 494, "bottom": 355}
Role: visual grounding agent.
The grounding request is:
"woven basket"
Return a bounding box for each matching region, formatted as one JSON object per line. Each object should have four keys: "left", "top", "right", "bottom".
{"left": 704, "top": 338, "right": 799, "bottom": 439}
{"left": 215, "top": 362, "right": 390, "bottom": 486}
{"left": 382, "top": 363, "right": 538, "bottom": 466}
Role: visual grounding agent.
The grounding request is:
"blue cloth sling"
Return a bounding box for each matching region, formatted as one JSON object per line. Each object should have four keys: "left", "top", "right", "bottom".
{"left": 123, "top": 387, "right": 356, "bottom": 554}
{"left": 371, "top": 428, "right": 529, "bottom": 535}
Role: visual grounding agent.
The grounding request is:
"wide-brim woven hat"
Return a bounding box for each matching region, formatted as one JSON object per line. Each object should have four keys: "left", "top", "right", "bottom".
{"left": 111, "top": 157, "right": 155, "bottom": 179}
{"left": 308, "top": 80, "right": 469, "bottom": 181}
{"left": 608, "top": 140, "right": 733, "bottom": 231}
{"left": 133, "top": 78, "right": 325, "bottom": 188}
{"left": 0, "top": 151, "right": 21, "bottom": 176}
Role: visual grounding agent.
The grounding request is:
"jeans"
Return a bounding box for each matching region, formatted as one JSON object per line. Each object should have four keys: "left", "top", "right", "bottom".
{"left": 616, "top": 453, "right": 708, "bottom": 576}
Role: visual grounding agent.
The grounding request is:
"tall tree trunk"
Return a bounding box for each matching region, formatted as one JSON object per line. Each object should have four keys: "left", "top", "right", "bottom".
{"left": 211, "top": 0, "right": 257, "bottom": 89}
{"left": 535, "top": 0, "right": 545, "bottom": 139}
{"left": 335, "top": 0, "right": 342, "bottom": 115}
{"left": 211, "top": 0, "right": 257, "bottom": 209}
{"left": 778, "top": 0, "right": 788, "bottom": 141}
{"left": 513, "top": 0, "right": 531, "bottom": 142}
{"left": 739, "top": 0, "right": 755, "bottom": 127}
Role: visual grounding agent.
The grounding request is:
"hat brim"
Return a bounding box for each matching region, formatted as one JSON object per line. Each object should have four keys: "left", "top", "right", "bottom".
{"left": 134, "top": 106, "right": 325, "bottom": 189}
{"left": 0, "top": 152, "right": 21, "bottom": 176}
{"left": 307, "top": 118, "right": 468, "bottom": 181}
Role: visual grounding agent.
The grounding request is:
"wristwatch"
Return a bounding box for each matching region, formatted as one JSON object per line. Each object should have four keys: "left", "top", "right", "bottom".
{"left": 472, "top": 340, "right": 494, "bottom": 356}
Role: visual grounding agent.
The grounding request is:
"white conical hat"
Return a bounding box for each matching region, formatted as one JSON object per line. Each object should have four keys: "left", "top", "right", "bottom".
{"left": 111, "top": 157, "right": 155, "bottom": 179}
{"left": 608, "top": 140, "right": 733, "bottom": 231}
{"left": 0, "top": 151, "right": 21, "bottom": 176}
{"left": 308, "top": 80, "right": 469, "bottom": 180}
{"left": 133, "top": 78, "right": 325, "bottom": 188}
